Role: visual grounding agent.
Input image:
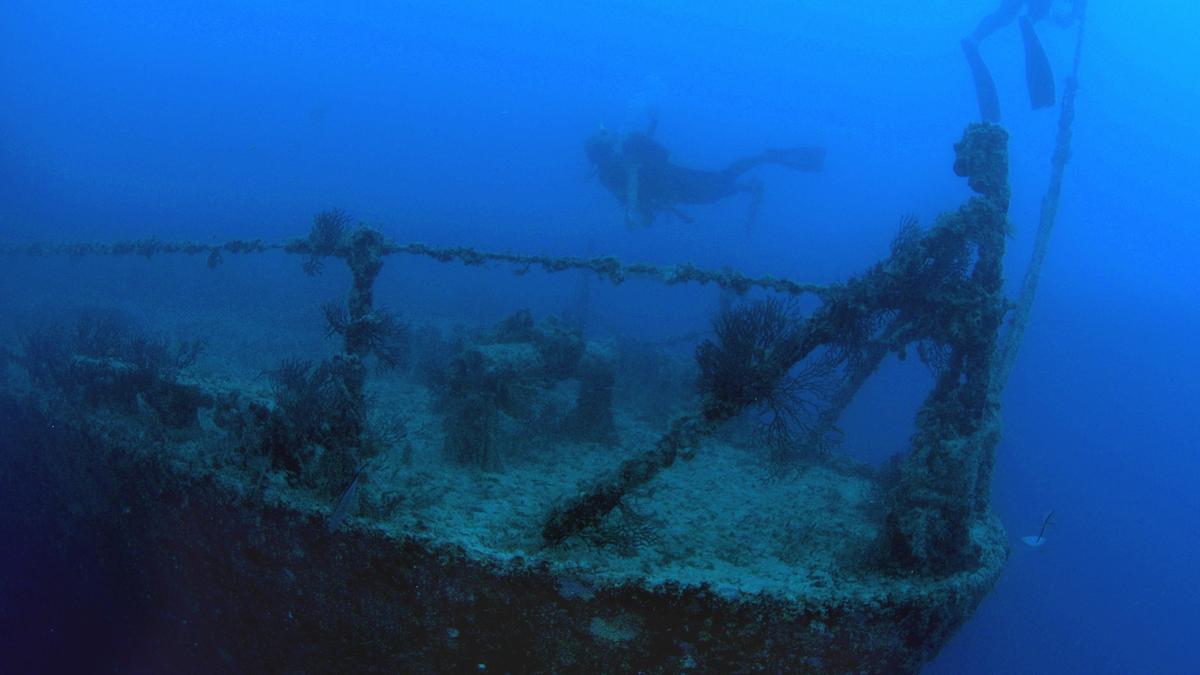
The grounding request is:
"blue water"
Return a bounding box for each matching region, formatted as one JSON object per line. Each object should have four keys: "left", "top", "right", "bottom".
{"left": 2, "top": 2, "right": 1196, "bottom": 672}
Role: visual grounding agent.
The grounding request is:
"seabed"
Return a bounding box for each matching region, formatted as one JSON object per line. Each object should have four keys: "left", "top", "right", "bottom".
{"left": 1, "top": 124, "right": 1018, "bottom": 673}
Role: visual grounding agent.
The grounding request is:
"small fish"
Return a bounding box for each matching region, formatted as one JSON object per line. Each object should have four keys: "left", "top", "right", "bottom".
{"left": 327, "top": 466, "right": 366, "bottom": 533}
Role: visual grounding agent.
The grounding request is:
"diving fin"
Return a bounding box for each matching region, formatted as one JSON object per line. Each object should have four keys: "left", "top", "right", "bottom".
{"left": 962, "top": 39, "right": 1001, "bottom": 122}
{"left": 765, "top": 146, "right": 826, "bottom": 172}
{"left": 1019, "top": 15, "right": 1056, "bottom": 110}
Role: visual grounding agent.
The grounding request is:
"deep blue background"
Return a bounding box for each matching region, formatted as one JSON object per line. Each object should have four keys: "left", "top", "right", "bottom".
{"left": 1, "top": 2, "right": 1196, "bottom": 672}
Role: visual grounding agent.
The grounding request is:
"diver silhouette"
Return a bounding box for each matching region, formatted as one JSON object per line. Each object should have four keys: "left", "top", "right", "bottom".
{"left": 962, "top": 0, "right": 1086, "bottom": 121}
{"left": 584, "top": 116, "right": 825, "bottom": 229}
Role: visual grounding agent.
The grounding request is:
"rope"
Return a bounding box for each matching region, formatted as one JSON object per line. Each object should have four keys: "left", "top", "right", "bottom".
{"left": 385, "top": 242, "right": 828, "bottom": 297}
{"left": 0, "top": 237, "right": 829, "bottom": 298}
{"left": 992, "top": 10, "right": 1087, "bottom": 393}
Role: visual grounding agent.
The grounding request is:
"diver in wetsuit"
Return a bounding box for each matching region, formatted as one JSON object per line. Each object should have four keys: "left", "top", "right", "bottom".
{"left": 962, "top": 0, "right": 1086, "bottom": 121}
{"left": 584, "top": 119, "right": 825, "bottom": 229}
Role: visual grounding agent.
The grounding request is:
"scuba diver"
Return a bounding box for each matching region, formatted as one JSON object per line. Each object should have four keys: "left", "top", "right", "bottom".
{"left": 584, "top": 114, "right": 825, "bottom": 229}
{"left": 962, "top": 0, "right": 1087, "bottom": 121}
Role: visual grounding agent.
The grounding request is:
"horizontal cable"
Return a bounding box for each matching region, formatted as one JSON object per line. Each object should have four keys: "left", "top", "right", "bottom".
{"left": 0, "top": 237, "right": 829, "bottom": 297}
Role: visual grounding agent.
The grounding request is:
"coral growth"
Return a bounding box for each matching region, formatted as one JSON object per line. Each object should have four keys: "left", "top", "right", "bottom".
{"left": 323, "top": 302, "right": 410, "bottom": 369}
{"left": 696, "top": 298, "right": 806, "bottom": 421}
{"left": 19, "top": 310, "right": 209, "bottom": 427}
{"left": 257, "top": 356, "right": 367, "bottom": 493}
{"left": 238, "top": 351, "right": 406, "bottom": 498}
{"left": 303, "top": 208, "right": 351, "bottom": 275}
{"left": 696, "top": 299, "right": 840, "bottom": 467}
